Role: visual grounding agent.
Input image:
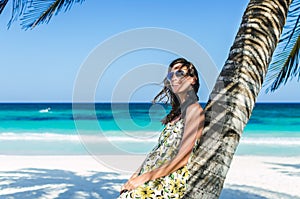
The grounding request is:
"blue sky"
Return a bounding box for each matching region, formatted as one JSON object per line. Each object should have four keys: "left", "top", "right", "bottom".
{"left": 0, "top": 0, "right": 299, "bottom": 103}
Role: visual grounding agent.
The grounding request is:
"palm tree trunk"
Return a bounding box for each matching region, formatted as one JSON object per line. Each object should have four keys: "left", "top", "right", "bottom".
{"left": 184, "top": 0, "right": 292, "bottom": 198}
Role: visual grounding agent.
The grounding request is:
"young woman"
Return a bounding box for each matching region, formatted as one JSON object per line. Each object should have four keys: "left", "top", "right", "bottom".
{"left": 118, "top": 58, "right": 205, "bottom": 198}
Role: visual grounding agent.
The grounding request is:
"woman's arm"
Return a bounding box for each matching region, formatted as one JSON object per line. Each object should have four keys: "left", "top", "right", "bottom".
{"left": 120, "top": 165, "right": 142, "bottom": 194}
{"left": 147, "top": 103, "right": 204, "bottom": 179}
{"left": 129, "top": 165, "right": 142, "bottom": 179}
{"left": 122, "top": 103, "right": 205, "bottom": 190}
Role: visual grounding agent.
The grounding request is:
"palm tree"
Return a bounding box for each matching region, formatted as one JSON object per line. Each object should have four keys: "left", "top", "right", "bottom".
{"left": 0, "top": 0, "right": 296, "bottom": 198}
{"left": 185, "top": 0, "right": 292, "bottom": 198}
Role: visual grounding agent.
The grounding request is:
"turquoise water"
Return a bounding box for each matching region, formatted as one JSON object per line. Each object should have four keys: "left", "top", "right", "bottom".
{"left": 0, "top": 103, "right": 299, "bottom": 156}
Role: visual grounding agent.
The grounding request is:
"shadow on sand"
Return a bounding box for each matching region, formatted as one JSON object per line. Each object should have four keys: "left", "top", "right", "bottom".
{"left": 266, "top": 162, "right": 300, "bottom": 177}
{"left": 0, "top": 168, "right": 125, "bottom": 198}
{"left": 0, "top": 168, "right": 299, "bottom": 199}
{"left": 220, "top": 184, "right": 300, "bottom": 199}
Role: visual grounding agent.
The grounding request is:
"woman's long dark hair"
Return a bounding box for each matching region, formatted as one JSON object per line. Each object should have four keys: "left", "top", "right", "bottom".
{"left": 153, "top": 58, "right": 200, "bottom": 124}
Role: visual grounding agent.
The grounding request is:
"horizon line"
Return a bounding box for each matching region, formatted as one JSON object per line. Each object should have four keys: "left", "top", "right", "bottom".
{"left": 0, "top": 101, "right": 299, "bottom": 104}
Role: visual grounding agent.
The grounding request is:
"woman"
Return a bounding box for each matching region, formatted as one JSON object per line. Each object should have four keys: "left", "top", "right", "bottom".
{"left": 119, "top": 58, "right": 205, "bottom": 198}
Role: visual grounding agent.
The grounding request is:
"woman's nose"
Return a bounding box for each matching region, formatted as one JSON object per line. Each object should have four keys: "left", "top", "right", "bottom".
{"left": 171, "top": 73, "right": 179, "bottom": 81}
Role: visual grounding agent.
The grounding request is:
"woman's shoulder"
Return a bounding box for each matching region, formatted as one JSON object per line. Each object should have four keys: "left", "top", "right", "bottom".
{"left": 185, "top": 102, "right": 203, "bottom": 122}
{"left": 187, "top": 102, "right": 202, "bottom": 111}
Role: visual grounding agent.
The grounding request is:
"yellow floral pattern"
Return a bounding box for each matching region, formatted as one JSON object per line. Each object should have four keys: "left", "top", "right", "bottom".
{"left": 118, "top": 119, "right": 190, "bottom": 198}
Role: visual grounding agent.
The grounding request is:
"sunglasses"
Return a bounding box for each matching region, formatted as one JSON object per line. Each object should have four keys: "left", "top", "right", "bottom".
{"left": 166, "top": 70, "right": 187, "bottom": 81}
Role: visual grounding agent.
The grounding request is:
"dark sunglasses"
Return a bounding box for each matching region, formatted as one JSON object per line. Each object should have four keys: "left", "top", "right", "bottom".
{"left": 166, "top": 70, "right": 187, "bottom": 81}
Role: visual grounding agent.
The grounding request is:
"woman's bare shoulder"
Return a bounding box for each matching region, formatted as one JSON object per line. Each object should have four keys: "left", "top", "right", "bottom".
{"left": 187, "top": 102, "right": 203, "bottom": 112}
{"left": 185, "top": 103, "right": 204, "bottom": 122}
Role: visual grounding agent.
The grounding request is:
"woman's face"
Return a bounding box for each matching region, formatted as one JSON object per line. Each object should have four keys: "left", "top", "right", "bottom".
{"left": 169, "top": 63, "right": 195, "bottom": 94}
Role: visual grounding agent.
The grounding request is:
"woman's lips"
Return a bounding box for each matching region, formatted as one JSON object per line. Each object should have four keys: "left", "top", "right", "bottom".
{"left": 171, "top": 84, "right": 180, "bottom": 91}
{"left": 171, "top": 81, "right": 181, "bottom": 91}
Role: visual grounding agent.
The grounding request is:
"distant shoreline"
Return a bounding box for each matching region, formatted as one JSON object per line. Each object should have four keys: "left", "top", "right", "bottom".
{"left": 0, "top": 102, "right": 299, "bottom": 104}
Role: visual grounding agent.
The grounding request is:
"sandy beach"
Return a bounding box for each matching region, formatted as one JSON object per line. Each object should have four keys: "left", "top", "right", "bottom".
{"left": 0, "top": 155, "right": 299, "bottom": 199}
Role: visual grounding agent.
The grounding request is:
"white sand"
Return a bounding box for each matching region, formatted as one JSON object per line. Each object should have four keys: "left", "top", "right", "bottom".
{"left": 0, "top": 155, "right": 299, "bottom": 199}
{"left": 221, "top": 156, "right": 300, "bottom": 199}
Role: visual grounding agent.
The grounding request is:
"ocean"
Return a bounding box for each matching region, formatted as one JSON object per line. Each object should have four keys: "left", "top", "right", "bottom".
{"left": 0, "top": 103, "right": 299, "bottom": 157}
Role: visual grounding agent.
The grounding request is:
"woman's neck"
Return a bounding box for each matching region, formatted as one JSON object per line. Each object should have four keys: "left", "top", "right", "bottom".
{"left": 177, "top": 93, "right": 187, "bottom": 105}
{"left": 177, "top": 90, "right": 195, "bottom": 105}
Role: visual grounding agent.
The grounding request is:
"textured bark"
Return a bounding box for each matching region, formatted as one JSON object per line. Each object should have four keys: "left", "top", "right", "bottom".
{"left": 184, "top": 0, "right": 292, "bottom": 198}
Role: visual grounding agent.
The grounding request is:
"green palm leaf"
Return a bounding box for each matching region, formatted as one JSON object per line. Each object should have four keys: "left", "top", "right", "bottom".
{"left": 1, "top": 0, "right": 85, "bottom": 29}
{"left": 264, "top": 0, "right": 300, "bottom": 92}
{"left": 21, "top": 0, "right": 85, "bottom": 29}
{"left": 0, "top": 0, "right": 9, "bottom": 15}
{"left": 6, "top": 0, "right": 28, "bottom": 27}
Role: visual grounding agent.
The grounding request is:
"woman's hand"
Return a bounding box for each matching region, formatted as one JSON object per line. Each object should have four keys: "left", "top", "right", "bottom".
{"left": 120, "top": 174, "right": 149, "bottom": 194}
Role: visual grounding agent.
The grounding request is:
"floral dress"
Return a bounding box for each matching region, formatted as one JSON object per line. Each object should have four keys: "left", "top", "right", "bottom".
{"left": 118, "top": 118, "right": 190, "bottom": 199}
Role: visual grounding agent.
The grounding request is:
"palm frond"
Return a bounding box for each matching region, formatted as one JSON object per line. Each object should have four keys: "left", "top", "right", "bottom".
{"left": 264, "top": 0, "right": 300, "bottom": 93}
{"left": 2, "top": 0, "right": 85, "bottom": 29}
{"left": 20, "top": 0, "right": 85, "bottom": 29}
{"left": 7, "top": 0, "right": 28, "bottom": 27}
{"left": 0, "top": 0, "right": 9, "bottom": 15}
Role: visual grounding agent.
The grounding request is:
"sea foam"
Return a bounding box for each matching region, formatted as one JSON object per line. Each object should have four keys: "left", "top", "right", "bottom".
{"left": 1, "top": 132, "right": 300, "bottom": 146}
{"left": 0, "top": 132, "right": 159, "bottom": 143}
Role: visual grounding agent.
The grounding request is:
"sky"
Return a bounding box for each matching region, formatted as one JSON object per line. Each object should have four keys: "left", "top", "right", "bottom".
{"left": 0, "top": 0, "right": 299, "bottom": 103}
